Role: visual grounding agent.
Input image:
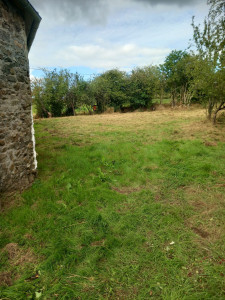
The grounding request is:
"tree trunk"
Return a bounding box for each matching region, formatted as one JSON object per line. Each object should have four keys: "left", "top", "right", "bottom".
{"left": 72, "top": 103, "right": 76, "bottom": 116}
{"left": 186, "top": 91, "right": 192, "bottom": 107}
{"left": 183, "top": 83, "right": 188, "bottom": 106}
{"left": 180, "top": 86, "right": 184, "bottom": 106}
{"left": 207, "top": 99, "right": 214, "bottom": 120}
{"left": 171, "top": 90, "right": 176, "bottom": 107}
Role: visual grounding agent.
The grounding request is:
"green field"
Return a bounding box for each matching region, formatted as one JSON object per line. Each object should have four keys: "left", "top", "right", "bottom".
{"left": 1, "top": 109, "right": 225, "bottom": 299}
{"left": 152, "top": 98, "right": 171, "bottom": 105}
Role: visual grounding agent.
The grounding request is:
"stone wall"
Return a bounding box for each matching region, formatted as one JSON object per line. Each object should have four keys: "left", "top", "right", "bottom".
{"left": 0, "top": 0, "right": 36, "bottom": 192}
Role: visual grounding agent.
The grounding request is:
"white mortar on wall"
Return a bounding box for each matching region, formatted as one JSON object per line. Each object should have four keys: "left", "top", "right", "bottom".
{"left": 31, "top": 107, "right": 38, "bottom": 169}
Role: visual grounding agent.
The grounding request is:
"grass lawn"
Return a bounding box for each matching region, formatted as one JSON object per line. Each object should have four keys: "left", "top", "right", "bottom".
{"left": 1, "top": 108, "right": 225, "bottom": 299}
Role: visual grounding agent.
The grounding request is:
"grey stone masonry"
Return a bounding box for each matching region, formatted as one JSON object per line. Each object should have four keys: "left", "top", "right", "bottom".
{"left": 0, "top": 0, "right": 37, "bottom": 192}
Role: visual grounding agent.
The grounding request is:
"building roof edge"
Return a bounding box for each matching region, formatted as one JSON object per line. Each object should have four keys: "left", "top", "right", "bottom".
{"left": 9, "top": 0, "right": 41, "bottom": 51}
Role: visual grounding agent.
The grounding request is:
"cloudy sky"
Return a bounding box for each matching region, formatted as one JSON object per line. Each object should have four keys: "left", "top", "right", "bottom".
{"left": 29, "top": 0, "right": 208, "bottom": 79}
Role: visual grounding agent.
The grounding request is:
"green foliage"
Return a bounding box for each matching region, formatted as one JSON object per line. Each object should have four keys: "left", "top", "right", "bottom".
{"left": 154, "top": 65, "right": 167, "bottom": 104}
{"left": 128, "top": 67, "right": 156, "bottom": 109}
{"left": 31, "top": 65, "right": 183, "bottom": 117}
{"left": 100, "top": 69, "right": 129, "bottom": 110}
{"left": 192, "top": 0, "right": 225, "bottom": 122}
{"left": 90, "top": 75, "right": 111, "bottom": 113}
{"left": 161, "top": 50, "right": 194, "bottom": 106}
{"left": 64, "top": 72, "right": 92, "bottom": 116}
{"left": 192, "top": 0, "right": 225, "bottom": 62}
{"left": 90, "top": 69, "right": 132, "bottom": 112}
{"left": 32, "top": 69, "right": 91, "bottom": 118}
{"left": 31, "top": 78, "right": 48, "bottom": 118}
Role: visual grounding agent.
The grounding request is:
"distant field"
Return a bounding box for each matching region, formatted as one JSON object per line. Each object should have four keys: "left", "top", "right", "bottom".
{"left": 152, "top": 98, "right": 171, "bottom": 104}
{"left": 1, "top": 108, "right": 225, "bottom": 299}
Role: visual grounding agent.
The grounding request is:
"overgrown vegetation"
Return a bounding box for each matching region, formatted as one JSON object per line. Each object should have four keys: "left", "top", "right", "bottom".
{"left": 31, "top": 66, "right": 161, "bottom": 117}
{"left": 1, "top": 109, "right": 225, "bottom": 299}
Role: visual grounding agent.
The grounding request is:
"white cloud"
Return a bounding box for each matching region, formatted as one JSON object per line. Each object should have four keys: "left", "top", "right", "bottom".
{"left": 29, "top": 42, "right": 170, "bottom": 71}
{"left": 57, "top": 44, "right": 171, "bottom": 70}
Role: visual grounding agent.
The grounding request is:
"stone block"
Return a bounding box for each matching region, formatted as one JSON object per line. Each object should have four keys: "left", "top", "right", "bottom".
{"left": 0, "top": 140, "right": 5, "bottom": 146}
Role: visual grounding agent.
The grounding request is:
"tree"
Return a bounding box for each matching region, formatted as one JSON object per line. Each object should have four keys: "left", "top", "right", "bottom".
{"left": 78, "top": 80, "right": 95, "bottom": 115}
{"left": 102, "top": 69, "right": 129, "bottom": 110}
{"left": 32, "top": 69, "right": 93, "bottom": 118}
{"left": 129, "top": 67, "right": 156, "bottom": 109}
{"left": 192, "top": 0, "right": 225, "bottom": 123}
{"left": 154, "top": 65, "right": 167, "bottom": 105}
{"left": 90, "top": 76, "right": 110, "bottom": 113}
{"left": 162, "top": 50, "right": 192, "bottom": 107}
{"left": 64, "top": 72, "right": 89, "bottom": 116}
{"left": 31, "top": 77, "right": 49, "bottom": 118}
{"left": 90, "top": 70, "right": 129, "bottom": 112}
{"left": 43, "top": 69, "right": 69, "bottom": 117}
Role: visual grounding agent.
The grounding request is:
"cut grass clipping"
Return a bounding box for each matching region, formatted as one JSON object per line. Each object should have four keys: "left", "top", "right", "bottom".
{"left": 1, "top": 108, "right": 225, "bottom": 299}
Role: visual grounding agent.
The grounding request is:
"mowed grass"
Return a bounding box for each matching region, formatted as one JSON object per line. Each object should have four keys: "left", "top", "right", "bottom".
{"left": 1, "top": 108, "right": 225, "bottom": 299}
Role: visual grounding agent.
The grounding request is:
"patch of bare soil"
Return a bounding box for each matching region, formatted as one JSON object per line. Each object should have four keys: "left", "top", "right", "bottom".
{"left": 111, "top": 186, "right": 144, "bottom": 195}
{"left": 191, "top": 227, "right": 210, "bottom": 239}
{"left": 2, "top": 243, "right": 36, "bottom": 266}
{"left": 0, "top": 192, "right": 22, "bottom": 213}
{"left": 183, "top": 186, "right": 220, "bottom": 211}
{"left": 0, "top": 272, "right": 13, "bottom": 286}
{"left": 24, "top": 233, "right": 34, "bottom": 240}
{"left": 91, "top": 239, "right": 105, "bottom": 247}
{"left": 110, "top": 287, "right": 138, "bottom": 300}
{"left": 204, "top": 141, "right": 218, "bottom": 147}
{"left": 0, "top": 243, "right": 37, "bottom": 287}
{"left": 187, "top": 216, "right": 223, "bottom": 246}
